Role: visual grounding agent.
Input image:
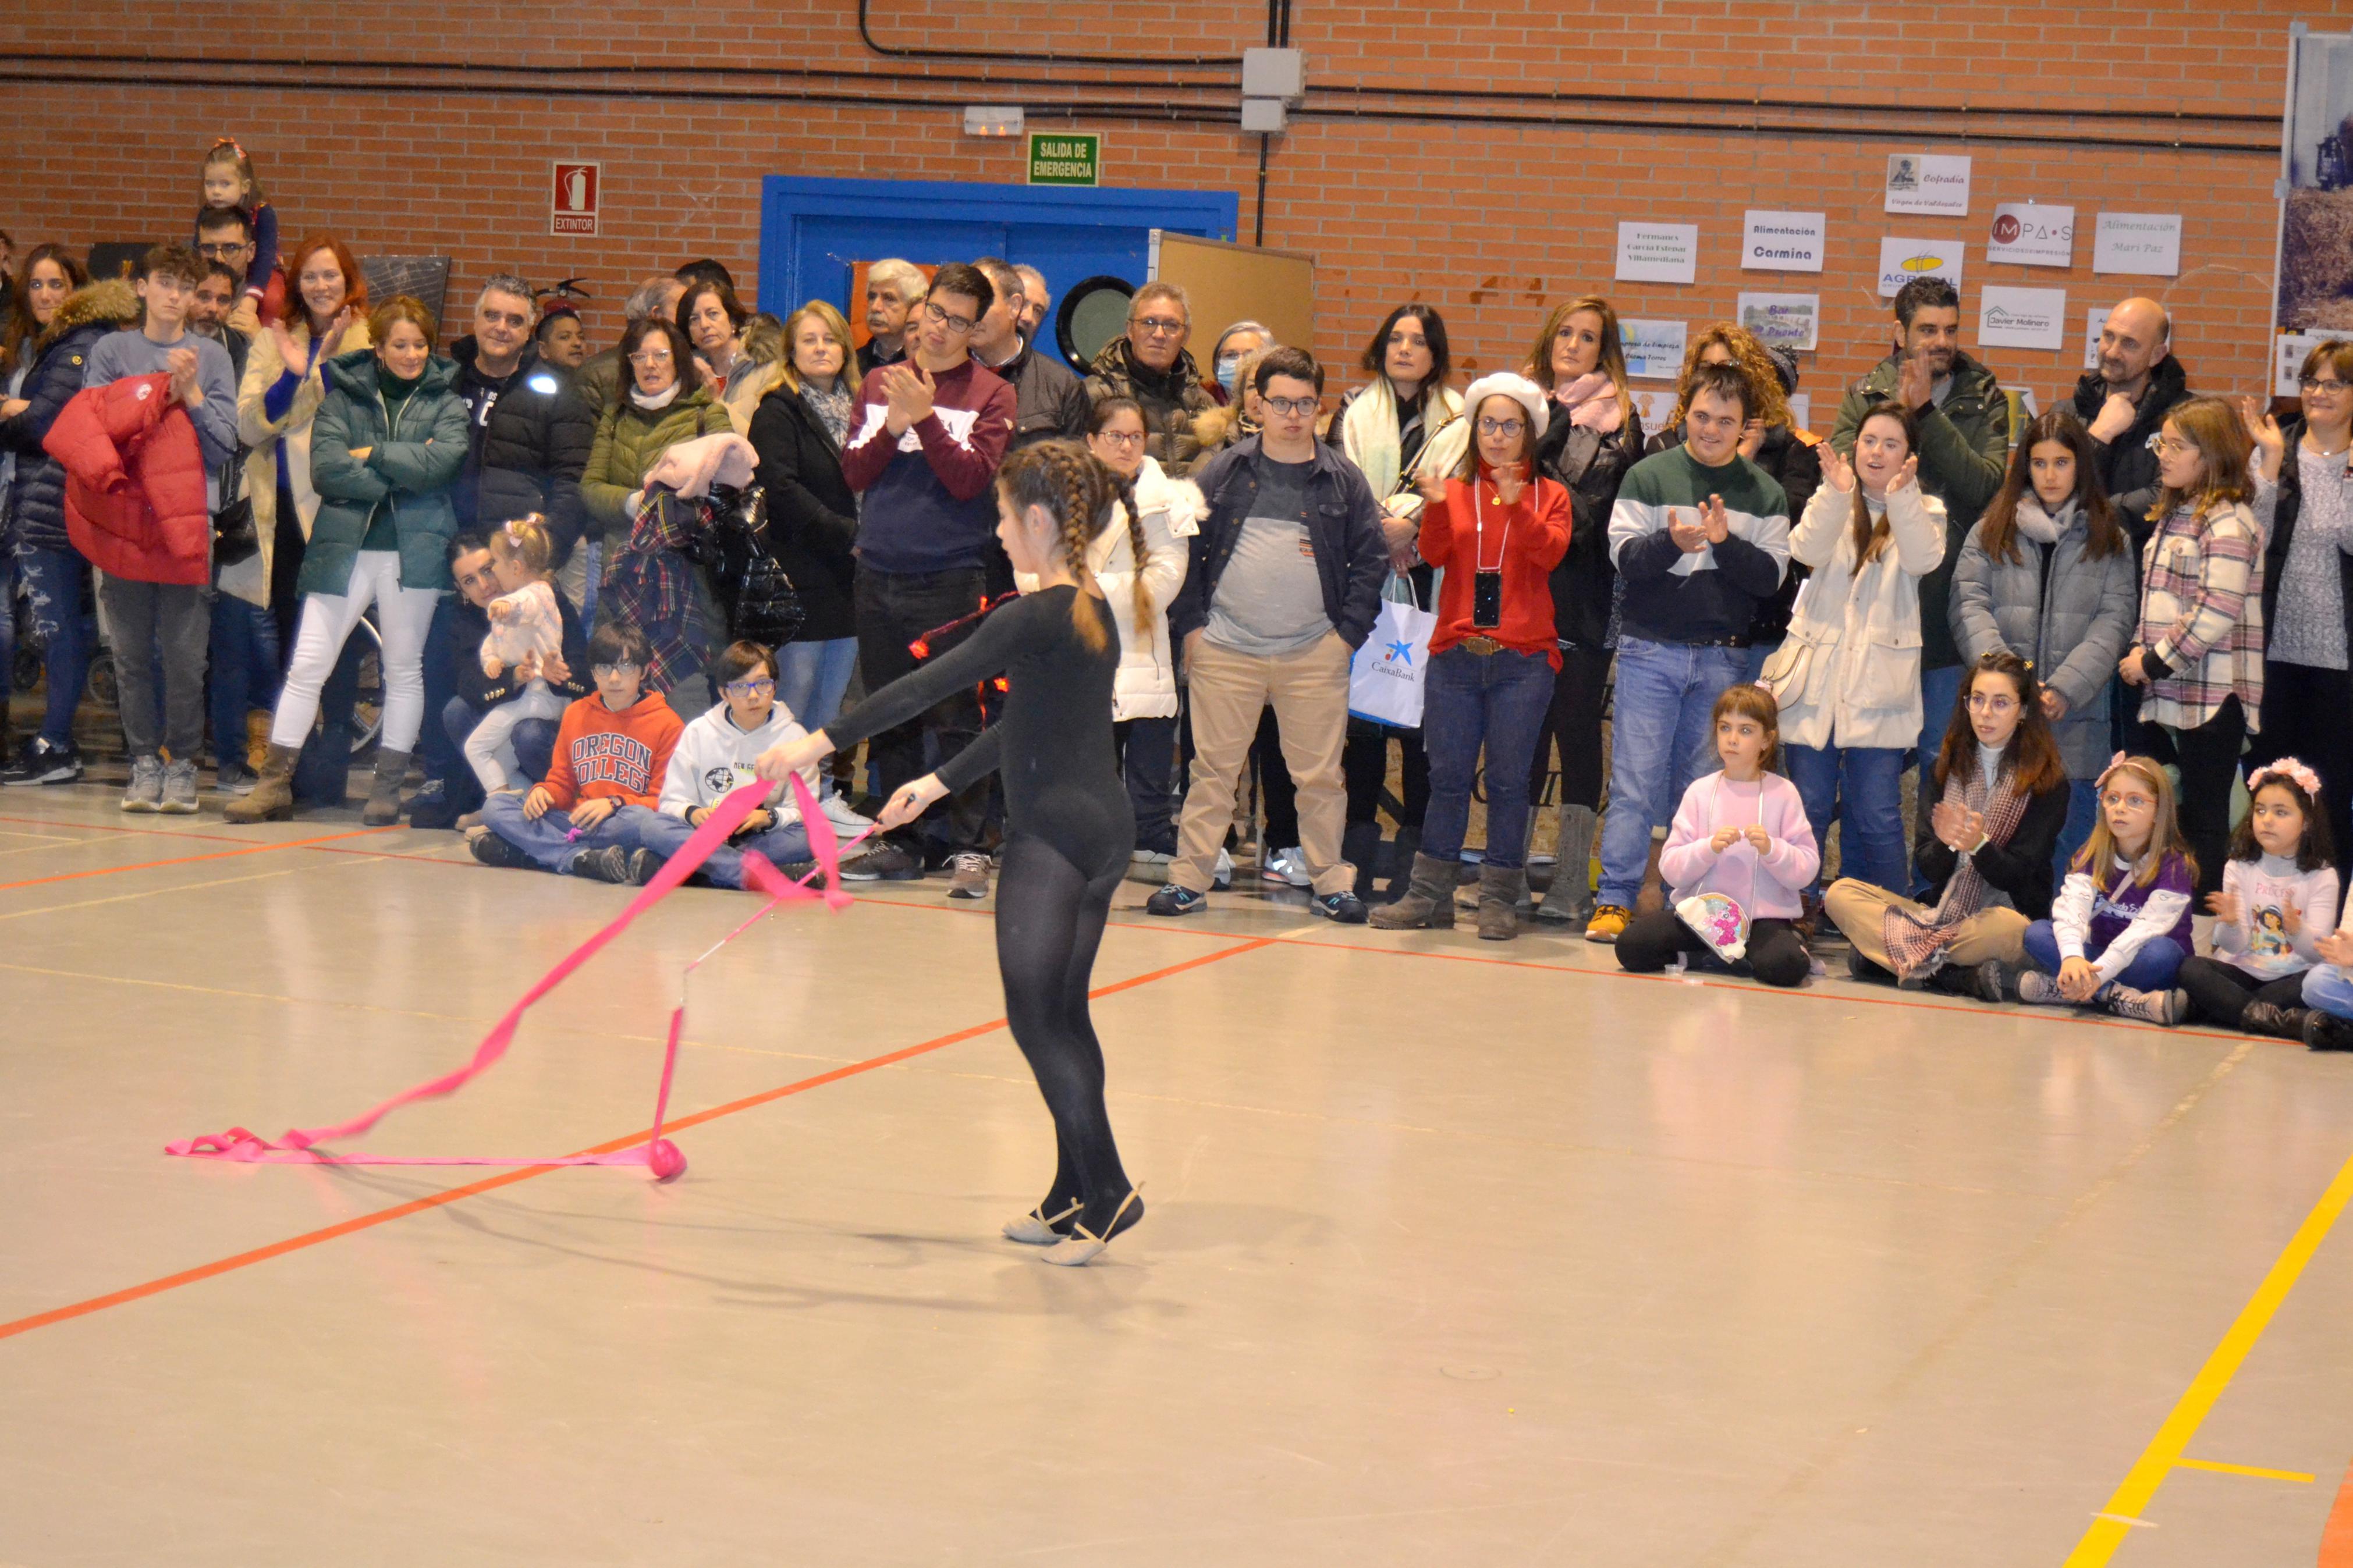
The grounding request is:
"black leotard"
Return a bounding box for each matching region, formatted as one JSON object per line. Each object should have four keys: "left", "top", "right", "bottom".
{"left": 824, "top": 585, "right": 1133, "bottom": 879}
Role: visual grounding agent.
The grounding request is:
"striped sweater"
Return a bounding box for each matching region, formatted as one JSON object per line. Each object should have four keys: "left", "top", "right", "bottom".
{"left": 1607, "top": 445, "right": 1791, "bottom": 643}
{"left": 2136, "top": 499, "right": 2265, "bottom": 731}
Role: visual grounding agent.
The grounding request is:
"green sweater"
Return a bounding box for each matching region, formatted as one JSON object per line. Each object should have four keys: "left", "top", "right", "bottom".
{"left": 1606, "top": 446, "right": 1792, "bottom": 644}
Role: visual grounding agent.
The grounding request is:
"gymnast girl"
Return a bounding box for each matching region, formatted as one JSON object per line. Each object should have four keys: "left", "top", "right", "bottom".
{"left": 757, "top": 439, "right": 1148, "bottom": 1265}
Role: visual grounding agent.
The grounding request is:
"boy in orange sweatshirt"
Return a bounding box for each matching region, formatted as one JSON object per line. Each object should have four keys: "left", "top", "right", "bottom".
{"left": 473, "top": 621, "right": 684, "bottom": 879}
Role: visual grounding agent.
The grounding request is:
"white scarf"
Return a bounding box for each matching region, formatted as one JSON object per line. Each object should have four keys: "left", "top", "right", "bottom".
{"left": 629, "top": 381, "right": 683, "bottom": 412}
{"left": 1341, "top": 376, "right": 1462, "bottom": 499}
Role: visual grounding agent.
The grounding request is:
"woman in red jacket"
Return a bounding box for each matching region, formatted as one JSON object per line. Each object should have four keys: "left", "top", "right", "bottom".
{"left": 1374, "top": 373, "right": 1572, "bottom": 939}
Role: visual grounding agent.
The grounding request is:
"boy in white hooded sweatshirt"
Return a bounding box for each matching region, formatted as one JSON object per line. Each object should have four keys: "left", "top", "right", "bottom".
{"left": 633, "top": 640, "right": 830, "bottom": 888}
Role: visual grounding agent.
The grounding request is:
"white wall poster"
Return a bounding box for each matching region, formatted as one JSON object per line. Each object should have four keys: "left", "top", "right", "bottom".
{"left": 1884, "top": 153, "right": 1972, "bottom": 215}
{"left": 1737, "top": 292, "right": 1820, "bottom": 351}
{"left": 1616, "top": 222, "right": 1699, "bottom": 285}
{"left": 1621, "top": 319, "right": 1689, "bottom": 379}
{"left": 1876, "top": 237, "right": 1965, "bottom": 298}
{"left": 1742, "top": 210, "right": 1827, "bottom": 272}
{"left": 1985, "top": 203, "right": 2075, "bottom": 268}
{"left": 1978, "top": 286, "right": 2069, "bottom": 350}
{"left": 2084, "top": 308, "right": 2110, "bottom": 371}
{"left": 2094, "top": 212, "right": 2183, "bottom": 276}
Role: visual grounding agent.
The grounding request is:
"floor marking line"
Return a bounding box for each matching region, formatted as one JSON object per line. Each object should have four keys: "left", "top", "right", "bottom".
{"left": 2173, "top": 1458, "right": 2315, "bottom": 1483}
{"left": 2092, "top": 1513, "right": 2155, "bottom": 1528}
{"left": 0, "top": 936, "right": 1272, "bottom": 1345}
{"left": 2064, "top": 1141, "right": 2353, "bottom": 1566}
{"left": 0, "top": 812, "right": 256, "bottom": 845}
{"left": 2317, "top": 1453, "right": 2353, "bottom": 1566}
{"left": 0, "top": 824, "right": 397, "bottom": 893}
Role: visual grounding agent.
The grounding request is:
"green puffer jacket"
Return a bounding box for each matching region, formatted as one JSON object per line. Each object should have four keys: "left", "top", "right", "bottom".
{"left": 302, "top": 349, "right": 467, "bottom": 599}
{"left": 580, "top": 386, "right": 734, "bottom": 546}
{"left": 1829, "top": 350, "right": 2012, "bottom": 671}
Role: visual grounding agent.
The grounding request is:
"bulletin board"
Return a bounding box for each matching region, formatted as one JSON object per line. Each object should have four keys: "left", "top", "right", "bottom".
{"left": 1149, "top": 233, "right": 1315, "bottom": 355}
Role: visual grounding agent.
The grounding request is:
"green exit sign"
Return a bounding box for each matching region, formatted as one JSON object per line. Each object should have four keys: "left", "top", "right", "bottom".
{"left": 1027, "top": 131, "right": 1101, "bottom": 186}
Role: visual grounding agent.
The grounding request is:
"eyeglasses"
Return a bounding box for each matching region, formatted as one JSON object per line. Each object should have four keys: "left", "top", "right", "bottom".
{"left": 591, "top": 662, "right": 643, "bottom": 678}
{"left": 196, "top": 241, "right": 251, "bottom": 258}
{"left": 2100, "top": 790, "right": 2157, "bottom": 812}
{"left": 1094, "top": 430, "right": 1147, "bottom": 449}
{"left": 922, "top": 300, "right": 977, "bottom": 335}
{"left": 1477, "top": 417, "right": 1526, "bottom": 438}
{"left": 628, "top": 349, "right": 675, "bottom": 365}
{"left": 1966, "top": 692, "right": 2018, "bottom": 712}
{"left": 1133, "top": 315, "right": 1186, "bottom": 337}
{"left": 2153, "top": 436, "right": 2194, "bottom": 456}
{"left": 2302, "top": 377, "right": 2352, "bottom": 394}
{"left": 722, "top": 677, "right": 776, "bottom": 697}
{"left": 1264, "top": 396, "right": 1318, "bottom": 417}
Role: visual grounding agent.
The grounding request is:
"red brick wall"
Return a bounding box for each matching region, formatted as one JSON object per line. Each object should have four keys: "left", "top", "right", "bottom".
{"left": 3, "top": 1, "right": 2294, "bottom": 415}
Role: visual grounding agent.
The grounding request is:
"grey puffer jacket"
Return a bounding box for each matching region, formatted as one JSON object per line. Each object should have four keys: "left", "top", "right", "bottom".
{"left": 1949, "top": 498, "right": 2138, "bottom": 778}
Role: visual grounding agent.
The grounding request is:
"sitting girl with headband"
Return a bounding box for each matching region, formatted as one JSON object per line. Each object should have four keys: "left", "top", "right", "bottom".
{"left": 2015, "top": 753, "right": 2195, "bottom": 1023}
{"left": 2170, "top": 759, "right": 2338, "bottom": 1039}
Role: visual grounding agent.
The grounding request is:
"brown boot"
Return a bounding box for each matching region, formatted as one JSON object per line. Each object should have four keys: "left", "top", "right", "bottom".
{"left": 361, "top": 748, "right": 413, "bottom": 827}
{"left": 1478, "top": 863, "right": 1525, "bottom": 941}
{"left": 1368, "top": 852, "right": 1458, "bottom": 930}
{"left": 223, "top": 741, "right": 299, "bottom": 824}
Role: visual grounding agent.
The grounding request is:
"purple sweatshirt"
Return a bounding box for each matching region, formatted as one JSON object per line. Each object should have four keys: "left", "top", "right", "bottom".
{"left": 2053, "top": 852, "right": 2195, "bottom": 984}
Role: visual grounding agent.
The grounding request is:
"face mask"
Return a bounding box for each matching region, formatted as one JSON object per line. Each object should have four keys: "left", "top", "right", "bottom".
{"left": 1216, "top": 359, "right": 1242, "bottom": 397}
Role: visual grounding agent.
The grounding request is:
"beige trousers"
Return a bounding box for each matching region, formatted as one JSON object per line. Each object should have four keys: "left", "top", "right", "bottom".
{"left": 1825, "top": 877, "right": 2030, "bottom": 970}
{"left": 1173, "top": 632, "right": 1355, "bottom": 897}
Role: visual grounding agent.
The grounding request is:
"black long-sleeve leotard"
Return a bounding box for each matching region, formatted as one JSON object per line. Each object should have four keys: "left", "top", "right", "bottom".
{"left": 823, "top": 584, "right": 1132, "bottom": 877}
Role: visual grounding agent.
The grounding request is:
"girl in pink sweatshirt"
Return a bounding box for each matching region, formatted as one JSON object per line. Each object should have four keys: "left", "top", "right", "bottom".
{"left": 1616, "top": 684, "right": 1822, "bottom": 987}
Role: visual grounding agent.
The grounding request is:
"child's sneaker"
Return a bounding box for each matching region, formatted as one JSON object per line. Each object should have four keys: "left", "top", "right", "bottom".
{"left": 1583, "top": 904, "right": 1630, "bottom": 943}
{"left": 2017, "top": 970, "right": 2065, "bottom": 1005}
{"left": 2107, "top": 986, "right": 2187, "bottom": 1026}
{"left": 470, "top": 833, "right": 534, "bottom": 870}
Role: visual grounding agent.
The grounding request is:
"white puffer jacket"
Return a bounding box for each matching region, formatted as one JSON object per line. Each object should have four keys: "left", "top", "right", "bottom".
{"left": 1017, "top": 456, "right": 1199, "bottom": 721}
{"left": 1765, "top": 478, "right": 1948, "bottom": 751}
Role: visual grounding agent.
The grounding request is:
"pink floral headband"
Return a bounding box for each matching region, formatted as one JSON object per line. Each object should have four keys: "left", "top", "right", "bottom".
{"left": 2249, "top": 757, "right": 2323, "bottom": 798}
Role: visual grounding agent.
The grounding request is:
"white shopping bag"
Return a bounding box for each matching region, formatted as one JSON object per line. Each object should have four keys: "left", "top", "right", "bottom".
{"left": 1348, "top": 574, "right": 1437, "bottom": 728}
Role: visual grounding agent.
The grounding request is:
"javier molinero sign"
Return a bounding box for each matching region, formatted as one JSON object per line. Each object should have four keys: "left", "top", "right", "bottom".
{"left": 1742, "top": 210, "right": 1826, "bottom": 272}
{"left": 1978, "top": 285, "right": 2068, "bottom": 351}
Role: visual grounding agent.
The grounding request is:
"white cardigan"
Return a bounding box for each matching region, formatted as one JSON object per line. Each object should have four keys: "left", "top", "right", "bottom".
{"left": 1016, "top": 457, "right": 1199, "bottom": 721}
{"left": 1768, "top": 479, "right": 1948, "bottom": 751}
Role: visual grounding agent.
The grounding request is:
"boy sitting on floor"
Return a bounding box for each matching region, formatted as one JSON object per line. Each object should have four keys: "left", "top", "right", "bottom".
{"left": 631, "top": 639, "right": 832, "bottom": 888}
{"left": 472, "top": 621, "right": 682, "bottom": 881}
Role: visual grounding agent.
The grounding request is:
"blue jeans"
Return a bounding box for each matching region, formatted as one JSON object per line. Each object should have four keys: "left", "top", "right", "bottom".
{"left": 1421, "top": 645, "right": 1556, "bottom": 870}
{"left": 1784, "top": 742, "right": 1909, "bottom": 895}
{"left": 417, "top": 596, "right": 463, "bottom": 782}
{"left": 1915, "top": 662, "right": 1965, "bottom": 788}
{"left": 1740, "top": 639, "right": 1780, "bottom": 685}
{"left": 636, "top": 807, "right": 813, "bottom": 888}
{"left": 1599, "top": 637, "right": 1747, "bottom": 908}
{"left": 2022, "top": 919, "right": 2187, "bottom": 992}
{"left": 480, "top": 791, "right": 661, "bottom": 874}
{"left": 2053, "top": 778, "right": 2101, "bottom": 883}
{"left": 206, "top": 592, "right": 280, "bottom": 769}
{"left": 2304, "top": 965, "right": 2353, "bottom": 1021}
{"left": 776, "top": 635, "right": 859, "bottom": 733}
{"left": 5, "top": 543, "right": 96, "bottom": 749}
{"left": 440, "top": 696, "right": 557, "bottom": 787}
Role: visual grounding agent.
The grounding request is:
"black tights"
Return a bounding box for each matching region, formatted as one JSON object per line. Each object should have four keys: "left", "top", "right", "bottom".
{"left": 2177, "top": 955, "right": 2306, "bottom": 1031}
{"left": 995, "top": 833, "right": 1138, "bottom": 1238}
{"left": 1615, "top": 909, "right": 1812, "bottom": 989}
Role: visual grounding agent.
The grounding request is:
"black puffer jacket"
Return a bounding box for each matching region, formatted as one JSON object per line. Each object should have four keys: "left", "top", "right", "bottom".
{"left": 1643, "top": 421, "right": 1822, "bottom": 643}
{"left": 451, "top": 588, "right": 592, "bottom": 711}
{"left": 1535, "top": 405, "right": 1645, "bottom": 650}
{"left": 2071, "top": 354, "right": 2192, "bottom": 548}
{"left": 447, "top": 335, "right": 596, "bottom": 566}
{"left": 0, "top": 280, "right": 139, "bottom": 553}
{"left": 746, "top": 382, "right": 858, "bottom": 642}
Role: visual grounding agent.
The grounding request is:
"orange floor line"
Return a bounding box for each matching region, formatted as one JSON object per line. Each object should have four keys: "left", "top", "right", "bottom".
{"left": 2321, "top": 1455, "right": 2353, "bottom": 1566}
{"left": 0, "top": 813, "right": 254, "bottom": 846}
{"left": 0, "top": 935, "right": 1273, "bottom": 1345}
{"left": 0, "top": 824, "right": 399, "bottom": 893}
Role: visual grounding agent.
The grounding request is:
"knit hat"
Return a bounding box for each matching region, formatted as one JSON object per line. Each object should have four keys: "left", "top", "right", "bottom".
{"left": 1764, "top": 344, "right": 1801, "bottom": 394}
{"left": 1460, "top": 372, "right": 1549, "bottom": 442}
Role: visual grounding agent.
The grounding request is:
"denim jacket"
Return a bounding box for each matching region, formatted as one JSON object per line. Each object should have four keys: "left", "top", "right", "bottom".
{"left": 1170, "top": 435, "right": 1387, "bottom": 650}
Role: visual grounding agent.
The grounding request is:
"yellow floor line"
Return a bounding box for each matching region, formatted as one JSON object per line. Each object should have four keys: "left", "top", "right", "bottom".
{"left": 2173, "top": 1458, "right": 2316, "bottom": 1484}
{"left": 2064, "top": 1142, "right": 2353, "bottom": 1564}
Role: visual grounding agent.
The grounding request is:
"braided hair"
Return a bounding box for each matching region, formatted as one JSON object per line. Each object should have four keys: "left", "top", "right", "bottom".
{"left": 998, "top": 439, "right": 1149, "bottom": 654}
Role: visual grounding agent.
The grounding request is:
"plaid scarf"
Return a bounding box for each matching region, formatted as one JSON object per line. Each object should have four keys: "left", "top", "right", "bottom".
{"left": 1883, "top": 756, "right": 2032, "bottom": 980}
{"left": 600, "top": 489, "right": 702, "bottom": 692}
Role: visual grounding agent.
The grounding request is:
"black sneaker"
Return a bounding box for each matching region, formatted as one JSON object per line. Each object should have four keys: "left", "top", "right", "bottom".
{"left": 2305, "top": 1010, "right": 2353, "bottom": 1052}
{"left": 626, "top": 848, "right": 664, "bottom": 886}
{"left": 0, "top": 737, "right": 82, "bottom": 787}
{"left": 469, "top": 832, "right": 535, "bottom": 870}
{"left": 1145, "top": 885, "right": 1207, "bottom": 918}
{"left": 568, "top": 845, "right": 637, "bottom": 883}
{"left": 839, "top": 842, "right": 922, "bottom": 881}
{"left": 1309, "top": 891, "right": 1368, "bottom": 925}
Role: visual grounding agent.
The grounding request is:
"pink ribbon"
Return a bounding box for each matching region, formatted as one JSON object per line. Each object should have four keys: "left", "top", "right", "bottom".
{"left": 168, "top": 775, "right": 866, "bottom": 1180}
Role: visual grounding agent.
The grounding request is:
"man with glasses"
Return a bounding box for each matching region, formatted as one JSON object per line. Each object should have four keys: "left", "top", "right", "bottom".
{"left": 971, "top": 257, "right": 1088, "bottom": 457}
{"left": 1084, "top": 280, "right": 1213, "bottom": 475}
{"left": 841, "top": 262, "right": 1018, "bottom": 894}
{"left": 2071, "top": 296, "right": 2193, "bottom": 542}
{"left": 1149, "top": 347, "right": 1386, "bottom": 923}
{"left": 195, "top": 209, "right": 261, "bottom": 335}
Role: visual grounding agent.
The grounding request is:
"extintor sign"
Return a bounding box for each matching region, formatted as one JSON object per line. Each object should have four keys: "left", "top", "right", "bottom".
{"left": 552, "top": 162, "right": 600, "bottom": 236}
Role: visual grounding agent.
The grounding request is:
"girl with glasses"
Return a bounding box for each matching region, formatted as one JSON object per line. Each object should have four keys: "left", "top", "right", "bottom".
{"left": 2015, "top": 752, "right": 2196, "bottom": 1022}
{"left": 2240, "top": 340, "right": 2353, "bottom": 859}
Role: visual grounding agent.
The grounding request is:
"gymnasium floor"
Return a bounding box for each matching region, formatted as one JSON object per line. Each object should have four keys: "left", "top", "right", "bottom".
{"left": 5, "top": 789, "right": 2353, "bottom": 1566}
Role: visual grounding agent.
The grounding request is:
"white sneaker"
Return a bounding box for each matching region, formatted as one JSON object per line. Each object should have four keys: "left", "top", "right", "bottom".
{"left": 1261, "top": 846, "right": 1312, "bottom": 888}
{"left": 820, "top": 792, "right": 871, "bottom": 832}
{"left": 1130, "top": 849, "right": 1174, "bottom": 864}
{"left": 1213, "top": 847, "right": 1233, "bottom": 891}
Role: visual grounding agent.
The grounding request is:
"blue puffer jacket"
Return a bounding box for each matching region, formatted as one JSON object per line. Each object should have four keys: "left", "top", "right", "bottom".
{"left": 0, "top": 279, "right": 139, "bottom": 553}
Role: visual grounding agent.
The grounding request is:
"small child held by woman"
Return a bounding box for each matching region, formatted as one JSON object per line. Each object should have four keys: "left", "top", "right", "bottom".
{"left": 1616, "top": 684, "right": 1820, "bottom": 988}
{"left": 2017, "top": 753, "right": 2196, "bottom": 1022}
{"left": 464, "top": 515, "right": 569, "bottom": 796}
{"left": 2169, "top": 759, "right": 2340, "bottom": 1039}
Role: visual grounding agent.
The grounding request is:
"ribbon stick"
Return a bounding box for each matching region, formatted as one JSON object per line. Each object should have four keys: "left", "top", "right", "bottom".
{"left": 169, "top": 775, "right": 868, "bottom": 1179}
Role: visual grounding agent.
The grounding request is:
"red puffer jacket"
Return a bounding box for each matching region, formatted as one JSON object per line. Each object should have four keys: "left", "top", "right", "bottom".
{"left": 41, "top": 372, "right": 211, "bottom": 586}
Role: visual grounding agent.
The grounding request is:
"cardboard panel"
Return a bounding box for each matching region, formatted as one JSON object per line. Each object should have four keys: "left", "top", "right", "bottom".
{"left": 1151, "top": 232, "right": 1315, "bottom": 355}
